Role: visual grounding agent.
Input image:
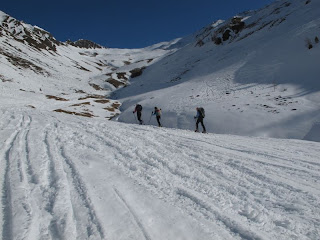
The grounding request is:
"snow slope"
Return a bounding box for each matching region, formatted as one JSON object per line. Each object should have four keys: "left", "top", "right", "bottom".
{"left": 114, "top": 0, "right": 320, "bottom": 141}
{"left": 1, "top": 108, "right": 319, "bottom": 240}
{"left": 1, "top": 1, "right": 320, "bottom": 239}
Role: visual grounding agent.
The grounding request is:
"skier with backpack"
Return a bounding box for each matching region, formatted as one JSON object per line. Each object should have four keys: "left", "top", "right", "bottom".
{"left": 133, "top": 104, "right": 143, "bottom": 124}
{"left": 152, "top": 107, "right": 162, "bottom": 127}
{"left": 194, "top": 107, "right": 206, "bottom": 133}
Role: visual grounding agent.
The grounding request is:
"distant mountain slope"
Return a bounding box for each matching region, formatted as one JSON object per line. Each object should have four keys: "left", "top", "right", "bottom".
{"left": 0, "top": 10, "right": 176, "bottom": 119}
{"left": 114, "top": 0, "right": 320, "bottom": 141}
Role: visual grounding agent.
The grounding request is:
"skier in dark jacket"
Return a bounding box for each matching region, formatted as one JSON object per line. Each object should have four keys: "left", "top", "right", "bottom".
{"left": 152, "top": 107, "right": 162, "bottom": 127}
{"left": 194, "top": 107, "right": 206, "bottom": 133}
{"left": 133, "top": 104, "right": 143, "bottom": 124}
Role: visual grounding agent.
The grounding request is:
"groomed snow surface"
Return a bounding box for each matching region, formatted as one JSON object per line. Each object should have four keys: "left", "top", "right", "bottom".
{"left": 1, "top": 108, "right": 319, "bottom": 240}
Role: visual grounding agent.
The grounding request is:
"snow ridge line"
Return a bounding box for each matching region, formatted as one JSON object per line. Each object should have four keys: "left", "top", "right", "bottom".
{"left": 113, "top": 187, "right": 152, "bottom": 240}
{"left": 58, "top": 143, "right": 105, "bottom": 240}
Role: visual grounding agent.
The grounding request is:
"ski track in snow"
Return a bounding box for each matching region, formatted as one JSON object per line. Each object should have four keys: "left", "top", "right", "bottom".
{"left": 113, "top": 187, "right": 152, "bottom": 240}
{"left": 0, "top": 111, "right": 105, "bottom": 240}
{"left": 0, "top": 109, "right": 320, "bottom": 240}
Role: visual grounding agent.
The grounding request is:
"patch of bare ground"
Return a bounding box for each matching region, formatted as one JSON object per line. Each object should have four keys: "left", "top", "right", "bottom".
{"left": 96, "top": 61, "right": 108, "bottom": 67}
{"left": 104, "top": 102, "right": 121, "bottom": 112}
{"left": 104, "top": 107, "right": 115, "bottom": 112}
{"left": 78, "top": 52, "right": 99, "bottom": 57}
{"left": 112, "top": 102, "right": 121, "bottom": 108}
{"left": 107, "top": 78, "right": 125, "bottom": 88}
{"left": 74, "top": 89, "right": 86, "bottom": 94}
{"left": 54, "top": 109, "right": 95, "bottom": 118}
{"left": 78, "top": 66, "right": 91, "bottom": 72}
{"left": 70, "top": 102, "right": 91, "bottom": 107}
{"left": 78, "top": 94, "right": 105, "bottom": 100}
{"left": 89, "top": 83, "right": 104, "bottom": 90}
{"left": 71, "top": 60, "right": 91, "bottom": 72}
{"left": 46, "top": 95, "right": 69, "bottom": 101}
{"left": 0, "top": 74, "right": 12, "bottom": 82}
{"left": 130, "top": 67, "right": 146, "bottom": 78}
{"left": 117, "top": 72, "right": 128, "bottom": 80}
{"left": 94, "top": 99, "right": 110, "bottom": 104}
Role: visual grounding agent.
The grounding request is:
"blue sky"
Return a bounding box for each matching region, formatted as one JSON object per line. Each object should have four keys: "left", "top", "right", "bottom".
{"left": 2, "top": 0, "right": 273, "bottom": 48}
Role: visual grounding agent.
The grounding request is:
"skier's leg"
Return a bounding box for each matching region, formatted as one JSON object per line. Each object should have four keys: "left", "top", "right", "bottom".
{"left": 137, "top": 112, "right": 143, "bottom": 124}
{"left": 195, "top": 119, "right": 200, "bottom": 132}
{"left": 201, "top": 119, "right": 206, "bottom": 132}
{"left": 157, "top": 116, "right": 162, "bottom": 127}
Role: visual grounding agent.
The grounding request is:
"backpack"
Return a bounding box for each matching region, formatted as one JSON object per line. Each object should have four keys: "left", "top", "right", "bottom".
{"left": 156, "top": 109, "right": 162, "bottom": 116}
{"left": 136, "top": 104, "right": 142, "bottom": 111}
{"left": 198, "top": 107, "right": 205, "bottom": 118}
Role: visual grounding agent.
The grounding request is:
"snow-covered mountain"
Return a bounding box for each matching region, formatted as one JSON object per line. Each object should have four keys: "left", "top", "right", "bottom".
{"left": 0, "top": 1, "right": 320, "bottom": 240}
{"left": 0, "top": 9, "right": 178, "bottom": 119}
{"left": 114, "top": 0, "right": 320, "bottom": 142}
{"left": 1, "top": 0, "right": 319, "bottom": 141}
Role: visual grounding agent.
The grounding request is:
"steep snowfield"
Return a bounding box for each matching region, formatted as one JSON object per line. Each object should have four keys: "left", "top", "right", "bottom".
{"left": 114, "top": 0, "right": 320, "bottom": 141}
{"left": 0, "top": 108, "right": 319, "bottom": 240}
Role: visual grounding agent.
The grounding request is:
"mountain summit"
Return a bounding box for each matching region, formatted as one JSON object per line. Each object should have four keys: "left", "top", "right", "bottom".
{"left": 66, "top": 39, "right": 104, "bottom": 49}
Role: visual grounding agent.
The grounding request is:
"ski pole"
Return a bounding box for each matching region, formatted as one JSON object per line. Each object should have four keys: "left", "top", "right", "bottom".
{"left": 148, "top": 112, "right": 153, "bottom": 124}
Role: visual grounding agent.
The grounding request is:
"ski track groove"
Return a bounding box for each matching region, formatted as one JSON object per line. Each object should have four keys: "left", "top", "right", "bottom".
{"left": 52, "top": 126, "right": 105, "bottom": 240}
{"left": 113, "top": 187, "right": 152, "bottom": 240}
{"left": 60, "top": 123, "right": 275, "bottom": 238}
{"left": 176, "top": 187, "right": 265, "bottom": 240}
{"left": 74, "top": 122, "right": 319, "bottom": 239}
{"left": 15, "top": 115, "right": 35, "bottom": 240}
{"left": 178, "top": 135, "right": 320, "bottom": 191}
{"left": 24, "top": 116, "right": 39, "bottom": 185}
{"left": 90, "top": 126, "right": 269, "bottom": 238}
{"left": 43, "top": 129, "right": 65, "bottom": 240}
{"left": 0, "top": 114, "right": 27, "bottom": 240}
{"left": 1, "top": 127, "right": 20, "bottom": 240}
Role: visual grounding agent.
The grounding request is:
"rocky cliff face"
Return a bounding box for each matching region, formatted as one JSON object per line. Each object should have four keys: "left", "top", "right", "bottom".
{"left": 0, "top": 11, "right": 61, "bottom": 51}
